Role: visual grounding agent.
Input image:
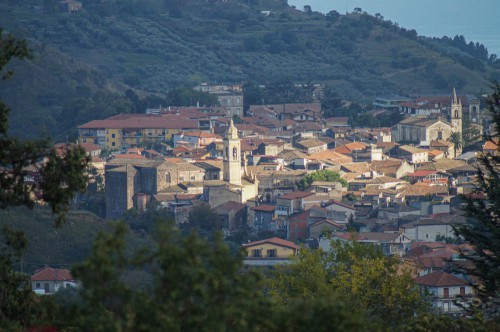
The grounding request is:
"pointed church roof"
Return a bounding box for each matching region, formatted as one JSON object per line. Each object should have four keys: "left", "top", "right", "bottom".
{"left": 227, "top": 119, "right": 239, "bottom": 139}
{"left": 452, "top": 87, "right": 460, "bottom": 105}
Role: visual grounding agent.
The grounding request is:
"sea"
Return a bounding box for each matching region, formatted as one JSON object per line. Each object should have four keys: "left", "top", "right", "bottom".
{"left": 288, "top": 0, "right": 500, "bottom": 57}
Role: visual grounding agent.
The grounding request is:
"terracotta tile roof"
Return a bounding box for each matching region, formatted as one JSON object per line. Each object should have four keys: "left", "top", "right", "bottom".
{"left": 235, "top": 124, "right": 269, "bottom": 134}
{"left": 421, "top": 247, "right": 458, "bottom": 258}
{"left": 419, "top": 159, "right": 465, "bottom": 172}
{"left": 31, "top": 267, "right": 74, "bottom": 281}
{"left": 414, "top": 271, "right": 468, "bottom": 287}
{"left": 400, "top": 184, "right": 448, "bottom": 196}
{"left": 341, "top": 162, "right": 371, "bottom": 173}
{"left": 308, "top": 150, "right": 352, "bottom": 163}
{"left": 256, "top": 103, "right": 321, "bottom": 114}
{"left": 215, "top": 201, "right": 247, "bottom": 213}
{"left": 297, "top": 139, "right": 326, "bottom": 148}
{"left": 366, "top": 176, "right": 402, "bottom": 185}
{"left": 325, "top": 201, "right": 356, "bottom": 211}
{"left": 408, "top": 170, "right": 438, "bottom": 177}
{"left": 79, "top": 142, "right": 101, "bottom": 152}
{"left": 164, "top": 157, "right": 185, "bottom": 163}
{"left": 113, "top": 154, "right": 146, "bottom": 159}
{"left": 241, "top": 237, "right": 299, "bottom": 250}
{"left": 251, "top": 205, "right": 276, "bottom": 212}
{"left": 430, "top": 140, "right": 453, "bottom": 147}
{"left": 376, "top": 142, "right": 398, "bottom": 149}
{"left": 309, "top": 219, "right": 344, "bottom": 229}
{"left": 78, "top": 114, "right": 198, "bottom": 130}
{"left": 177, "top": 131, "right": 221, "bottom": 139}
{"left": 410, "top": 242, "right": 447, "bottom": 250}
{"left": 398, "top": 116, "right": 451, "bottom": 128}
{"left": 428, "top": 150, "right": 444, "bottom": 157}
{"left": 399, "top": 145, "right": 428, "bottom": 154}
{"left": 280, "top": 191, "right": 314, "bottom": 200}
{"left": 278, "top": 150, "right": 309, "bottom": 159}
{"left": 294, "top": 122, "right": 324, "bottom": 132}
{"left": 282, "top": 119, "right": 298, "bottom": 126}
{"left": 342, "top": 172, "right": 363, "bottom": 182}
{"left": 483, "top": 140, "right": 498, "bottom": 151}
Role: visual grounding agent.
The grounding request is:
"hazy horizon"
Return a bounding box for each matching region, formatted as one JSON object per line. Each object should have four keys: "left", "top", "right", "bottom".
{"left": 288, "top": 0, "right": 500, "bottom": 56}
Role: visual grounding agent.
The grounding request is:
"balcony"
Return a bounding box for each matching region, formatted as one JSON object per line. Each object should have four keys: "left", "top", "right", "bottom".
{"left": 122, "top": 132, "right": 142, "bottom": 138}
{"left": 243, "top": 256, "right": 295, "bottom": 267}
{"left": 79, "top": 132, "right": 97, "bottom": 137}
{"left": 245, "top": 255, "right": 294, "bottom": 260}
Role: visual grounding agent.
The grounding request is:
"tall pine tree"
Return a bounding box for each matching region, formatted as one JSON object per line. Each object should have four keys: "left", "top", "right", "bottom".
{"left": 453, "top": 81, "right": 500, "bottom": 317}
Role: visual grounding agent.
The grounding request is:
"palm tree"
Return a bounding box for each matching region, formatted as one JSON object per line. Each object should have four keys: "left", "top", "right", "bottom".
{"left": 447, "top": 132, "right": 463, "bottom": 158}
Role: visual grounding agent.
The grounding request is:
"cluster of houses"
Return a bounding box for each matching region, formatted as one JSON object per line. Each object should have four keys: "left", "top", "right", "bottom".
{"left": 28, "top": 84, "right": 495, "bottom": 314}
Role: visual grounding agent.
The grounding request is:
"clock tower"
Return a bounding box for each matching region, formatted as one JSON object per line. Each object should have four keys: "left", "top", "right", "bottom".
{"left": 223, "top": 119, "right": 242, "bottom": 185}
{"left": 450, "top": 87, "right": 462, "bottom": 135}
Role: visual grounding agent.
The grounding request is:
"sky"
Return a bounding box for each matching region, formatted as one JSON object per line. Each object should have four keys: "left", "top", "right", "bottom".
{"left": 287, "top": 0, "right": 500, "bottom": 55}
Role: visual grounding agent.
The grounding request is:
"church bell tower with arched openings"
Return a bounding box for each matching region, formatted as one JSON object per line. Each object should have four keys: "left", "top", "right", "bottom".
{"left": 223, "top": 119, "right": 242, "bottom": 185}
{"left": 451, "top": 87, "right": 462, "bottom": 135}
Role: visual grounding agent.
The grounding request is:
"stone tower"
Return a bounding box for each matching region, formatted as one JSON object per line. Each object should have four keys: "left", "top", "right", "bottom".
{"left": 223, "top": 119, "right": 242, "bottom": 185}
{"left": 450, "top": 87, "right": 462, "bottom": 135}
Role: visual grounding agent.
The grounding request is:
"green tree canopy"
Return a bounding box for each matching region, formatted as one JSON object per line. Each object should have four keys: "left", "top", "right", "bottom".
{"left": 453, "top": 81, "right": 500, "bottom": 317}
{"left": 268, "top": 239, "right": 432, "bottom": 329}
{"left": 188, "top": 202, "right": 221, "bottom": 231}
{"left": 297, "top": 169, "right": 347, "bottom": 190}
{"left": 0, "top": 29, "right": 89, "bottom": 329}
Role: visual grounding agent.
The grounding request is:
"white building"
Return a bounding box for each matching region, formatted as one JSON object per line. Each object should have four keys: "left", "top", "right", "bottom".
{"left": 31, "top": 267, "right": 78, "bottom": 295}
{"left": 414, "top": 271, "right": 473, "bottom": 314}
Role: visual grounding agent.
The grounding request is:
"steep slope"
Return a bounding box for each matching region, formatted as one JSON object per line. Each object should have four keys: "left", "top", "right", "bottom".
{"left": 0, "top": 0, "right": 499, "bottom": 139}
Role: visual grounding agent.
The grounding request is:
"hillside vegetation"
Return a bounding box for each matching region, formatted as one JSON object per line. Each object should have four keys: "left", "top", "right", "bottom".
{"left": 0, "top": 207, "right": 152, "bottom": 274}
{"left": 0, "top": 0, "right": 499, "bottom": 140}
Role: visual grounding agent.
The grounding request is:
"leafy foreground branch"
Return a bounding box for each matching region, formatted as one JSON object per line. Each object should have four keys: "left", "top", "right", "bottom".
{"left": 453, "top": 81, "right": 500, "bottom": 318}
{"left": 0, "top": 29, "right": 90, "bottom": 225}
{"left": 2, "top": 220, "right": 500, "bottom": 331}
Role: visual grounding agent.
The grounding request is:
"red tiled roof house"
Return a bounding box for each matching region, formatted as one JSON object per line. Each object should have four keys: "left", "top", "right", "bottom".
{"left": 31, "top": 267, "right": 78, "bottom": 295}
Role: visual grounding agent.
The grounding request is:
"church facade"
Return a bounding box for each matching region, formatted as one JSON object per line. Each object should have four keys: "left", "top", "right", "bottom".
{"left": 204, "top": 120, "right": 259, "bottom": 208}
{"left": 392, "top": 88, "right": 462, "bottom": 148}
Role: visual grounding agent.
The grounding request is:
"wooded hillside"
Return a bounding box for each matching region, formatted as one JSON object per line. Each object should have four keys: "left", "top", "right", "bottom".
{"left": 1, "top": 0, "right": 499, "bottom": 140}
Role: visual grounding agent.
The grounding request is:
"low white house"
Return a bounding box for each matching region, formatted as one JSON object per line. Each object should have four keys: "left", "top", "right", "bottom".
{"left": 400, "top": 216, "right": 466, "bottom": 242}
{"left": 414, "top": 271, "right": 473, "bottom": 314}
{"left": 323, "top": 201, "right": 356, "bottom": 223}
{"left": 31, "top": 267, "right": 78, "bottom": 295}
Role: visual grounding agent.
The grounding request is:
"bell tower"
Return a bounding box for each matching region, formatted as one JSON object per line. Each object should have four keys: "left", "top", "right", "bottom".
{"left": 223, "top": 119, "right": 242, "bottom": 185}
{"left": 450, "top": 87, "right": 462, "bottom": 135}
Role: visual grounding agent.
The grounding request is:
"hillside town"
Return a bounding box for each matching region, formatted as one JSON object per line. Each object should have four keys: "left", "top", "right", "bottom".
{"left": 29, "top": 83, "right": 491, "bottom": 315}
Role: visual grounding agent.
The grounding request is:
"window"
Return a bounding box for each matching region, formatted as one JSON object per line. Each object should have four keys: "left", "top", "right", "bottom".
{"left": 443, "top": 288, "right": 449, "bottom": 298}
{"left": 112, "top": 133, "right": 115, "bottom": 138}
{"left": 190, "top": 176, "right": 195, "bottom": 181}
{"left": 252, "top": 249, "right": 262, "bottom": 258}
{"left": 112, "top": 142, "right": 115, "bottom": 147}
{"left": 267, "top": 249, "right": 277, "bottom": 257}
{"left": 36, "top": 283, "right": 41, "bottom": 289}
{"left": 460, "top": 287, "right": 465, "bottom": 296}
{"left": 179, "top": 176, "right": 184, "bottom": 182}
